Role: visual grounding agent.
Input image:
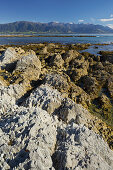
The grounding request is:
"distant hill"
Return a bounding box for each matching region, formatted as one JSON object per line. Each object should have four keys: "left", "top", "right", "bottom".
{"left": 0, "top": 21, "right": 113, "bottom": 34}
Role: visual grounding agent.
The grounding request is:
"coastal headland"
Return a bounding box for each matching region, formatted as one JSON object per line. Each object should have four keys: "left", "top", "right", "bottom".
{"left": 0, "top": 42, "right": 113, "bottom": 169}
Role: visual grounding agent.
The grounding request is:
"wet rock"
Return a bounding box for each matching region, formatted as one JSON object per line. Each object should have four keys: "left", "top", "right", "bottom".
{"left": 69, "top": 83, "right": 91, "bottom": 107}
{"left": 69, "top": 83, "right": 83, "bottom": 101}
{"left": 92, "top": 62, "right": 104, "bottom": 70}
{"left": 71, "top": 67, "right": 88, "bottom": 82}
{"left": 75, "top": 43, "right": 91, "bottom": 50}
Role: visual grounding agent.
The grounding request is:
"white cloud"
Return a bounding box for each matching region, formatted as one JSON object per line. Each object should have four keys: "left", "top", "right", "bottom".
{"left": 99, "top": 18, "right": 113, "bottom": 22}
{"left": 78, "top": 19, "right": 84, "bottom": 23}
{"left": 110, "top": 14, "right": 113, "bottom": 18}
{"left": 69, "top": 22, "right": 74, "bottom": 24}
{"left": 107, "top": 24, "right": 113, "bottom": 29}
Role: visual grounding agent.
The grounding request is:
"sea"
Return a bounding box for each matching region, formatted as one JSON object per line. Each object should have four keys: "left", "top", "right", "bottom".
{"left": 1, "top": 34, "right": 113, "bottom": 54}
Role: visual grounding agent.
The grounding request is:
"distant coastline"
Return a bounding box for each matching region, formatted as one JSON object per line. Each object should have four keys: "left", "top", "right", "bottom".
{"left": 0, "top": 34, "right": 97, "bottom": 38}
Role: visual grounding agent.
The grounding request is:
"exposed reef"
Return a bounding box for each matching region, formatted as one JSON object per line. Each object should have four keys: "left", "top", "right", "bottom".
{"left": 0, "top": 43, "right": 113, "bottom": 169}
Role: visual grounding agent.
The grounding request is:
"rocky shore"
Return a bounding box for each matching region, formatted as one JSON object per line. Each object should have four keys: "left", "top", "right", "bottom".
{"left": 0, "top": 43, "right": 113, "bottom": 169}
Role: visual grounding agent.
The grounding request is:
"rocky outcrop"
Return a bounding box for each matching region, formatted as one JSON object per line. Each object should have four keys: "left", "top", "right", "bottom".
{"left": 0, "top": 47, "right": 21, "bottom": 65}
{"left": 0, "top": 106, "right": 57, "bottom": 169}
{"left": 53, "top": 123, "right": 113, "bottom": 170}
{"left": 43, "top": 73, "right": 70, "bottom": 94}
{"left": 78, "top": 75, "right": 101, "bottom": 99}
{"left": 0, "top": 44, "right": 113, "bottom": 169}
{"left": 0, "top": 83, "right": 113, "bottom": 169}
{"left": 24, "top": 85, "right": 62, "bottom": 114}
{"left": 62, "top": 49, "right": 79, "bottom": 63}
{"left": 14, "top": 50, "right": 41, "bottom": 82}
{"left": 0, "top": 48, "right": 42, "bottom": 98}
{"left": 49, "top": 53, "right": 64, "bottom": 68}
{"left": 67, "top": 55, "right": 89, "bottom": 81}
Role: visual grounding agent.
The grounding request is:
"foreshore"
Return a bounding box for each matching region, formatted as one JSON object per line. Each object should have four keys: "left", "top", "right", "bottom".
{"left": 0, "top": 42, "right": 113, "bottom": 169}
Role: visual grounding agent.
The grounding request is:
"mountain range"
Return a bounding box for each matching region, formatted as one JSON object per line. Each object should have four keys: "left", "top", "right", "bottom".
{"left": 0, "top": 21, "right": 113, "bottom": 34}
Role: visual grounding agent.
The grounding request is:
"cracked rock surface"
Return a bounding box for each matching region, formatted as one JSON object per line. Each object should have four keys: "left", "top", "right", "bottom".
{"left": 0, "top": 83, "right": 113, "bottom": 169}
{"left": 0, "top": 46, "right": 113, "bottom": 169}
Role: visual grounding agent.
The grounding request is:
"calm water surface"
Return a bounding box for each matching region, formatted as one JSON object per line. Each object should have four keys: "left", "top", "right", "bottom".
{"left": 1, "top": 34, "right": 113, "bottom": 45}
{"left": 1, "top": 34, "right": 113, "bottom": 54}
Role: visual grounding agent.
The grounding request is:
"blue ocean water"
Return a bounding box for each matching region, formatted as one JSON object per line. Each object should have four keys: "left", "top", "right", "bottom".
{"left": 1, "top": 34, "right": 113, "bottom": 45}
{"left": 1, "top": 34, "right": 113, "bottom": 54}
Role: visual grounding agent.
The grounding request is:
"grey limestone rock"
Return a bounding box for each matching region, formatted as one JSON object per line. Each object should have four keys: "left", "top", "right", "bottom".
{"left": 57, "top": 98, "right": 92, "bottom": 125}
{"left": 0, "top": 79, "right": 113, "bottom": 169}
{"left": 24, "top": 84, "right": 62, "bottom": 114}
{"left": 53, "top": 123, "right": 113, "bottom": 170}
{"left": 0, "top": 47, "right": 20, "bottom": 65}
{"left": 0, "top": 106, "right": 57, "bottom": 169}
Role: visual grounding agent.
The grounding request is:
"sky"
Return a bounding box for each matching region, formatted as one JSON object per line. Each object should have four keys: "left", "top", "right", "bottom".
{"left": 1, "top": 0, "right": 113, "bottom": 28}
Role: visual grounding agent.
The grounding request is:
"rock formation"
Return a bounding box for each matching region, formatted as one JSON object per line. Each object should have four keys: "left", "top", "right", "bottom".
{"left": 0, "top": 44, "right": 113, "bottom": 169}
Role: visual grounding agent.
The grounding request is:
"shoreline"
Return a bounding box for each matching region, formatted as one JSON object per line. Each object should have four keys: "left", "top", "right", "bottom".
{"left": 0, "top": 34, "right": 97, "bottom": 38}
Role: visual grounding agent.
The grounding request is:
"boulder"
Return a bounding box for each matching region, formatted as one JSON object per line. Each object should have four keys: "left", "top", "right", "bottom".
{"left": 68, "top": 56, "right": 89, "bottom": 81}
{"left": 40, "top": 46, "right": 48, "bottom": 54}
{"left": 43, "top": 73, "right": 70, "bottom": 93}
{"left": 14, "top": 51, "right": 41, "bottom": 82}
{"left": 62, "top": 50, "right": 79, "bottom": 63}
{"left": 0, "top": 47, "right": 20, "bottom": 65}
{"left": 49, "top": 53, "right": 64, "bottom": 68}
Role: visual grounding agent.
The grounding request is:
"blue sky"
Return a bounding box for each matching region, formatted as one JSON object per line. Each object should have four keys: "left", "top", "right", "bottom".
{"left": 1, "top": 0, "right": 113, "bottom": 28}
